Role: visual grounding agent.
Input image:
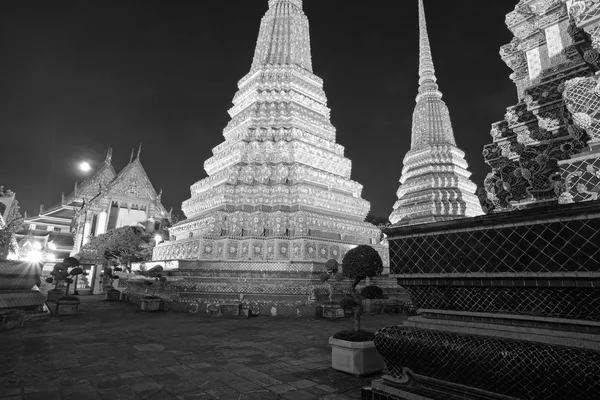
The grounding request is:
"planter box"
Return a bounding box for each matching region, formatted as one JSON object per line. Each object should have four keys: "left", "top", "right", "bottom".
{"left": 329, "top": 337, "right": 385, "bottom": 376}
{"left": 105, "top": 290, "right": 121, "bottom": 301}
{"left": 141, "top": 298, "right": 161, "bottom": 312}
{"left": 46, "top": 290, "right": 64, "bottom": 302}
{"left": 55, "top": 298, "right": 80, "bottom": 316}
{"left": 322, "top": 304, "right": 345, "bottom": 319}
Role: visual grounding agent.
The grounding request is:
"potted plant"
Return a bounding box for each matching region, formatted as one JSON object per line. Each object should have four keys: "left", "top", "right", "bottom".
{"left": 360, "top": 285, "right": 385, "bottom": 314}
{"left": 329, "top": 245, "right": 385, "bottom": 376}
{"left": 102, "top": 265, "right": 122, "bottom": 301}
{"left": 140, "top": 265, "right": 165, "bottom": 312}
{"left": 46, "top": 257, "right": 82, "bottom": 316}
{"left": 45, "top": 262, "right": 67, "bottom": 302}
{"left": 320, "top": 259, "right": 346, "bottom": 319}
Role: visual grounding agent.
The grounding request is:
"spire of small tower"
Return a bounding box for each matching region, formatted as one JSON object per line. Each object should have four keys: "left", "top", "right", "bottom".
{"left": 136, "top": 143, "right": 142, "bottom": 161}
{"left": 416, "top": 0, "right": 442, "bottom": 101}
{"left": 251, "top": 0, "right": 312, "bottom": 72}
{"left": 105, "top": 147, "right": 113, "bottom": 164}
{"left": 129, "top": 148, "right": 135, "bottom": 164}
{"left": 388, "top": 0, "right": 484, "bottom": 226}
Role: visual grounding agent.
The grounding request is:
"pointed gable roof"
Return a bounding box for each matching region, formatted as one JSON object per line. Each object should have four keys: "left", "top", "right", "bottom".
{"left": 63, "top": 148, "right": 117, "bottom": 205}
{"left": 105, "top": 155, "right": 159, "bottom": 203}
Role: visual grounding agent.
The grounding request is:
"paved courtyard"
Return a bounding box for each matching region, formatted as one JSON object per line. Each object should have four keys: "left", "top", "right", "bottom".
{"left": 0, "top": 296, "right": 406, "bottom": 400}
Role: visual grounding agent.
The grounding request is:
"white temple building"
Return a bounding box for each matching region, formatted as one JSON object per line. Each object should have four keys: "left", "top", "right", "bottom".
{"left": 389, "top": 0, "right": 484, "bottom": 226}
{"left": 154, "top": 0, "right": 386, "bottom": 265}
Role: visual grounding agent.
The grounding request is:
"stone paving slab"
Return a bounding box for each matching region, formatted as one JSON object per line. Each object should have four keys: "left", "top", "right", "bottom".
{"left": 0, "top": 296, "right": 406, "bottom": 399}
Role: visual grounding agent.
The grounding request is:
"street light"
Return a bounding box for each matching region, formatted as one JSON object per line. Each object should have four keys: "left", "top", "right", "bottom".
{"left": 154, "top": 234, "right": 163, "bottom": 244}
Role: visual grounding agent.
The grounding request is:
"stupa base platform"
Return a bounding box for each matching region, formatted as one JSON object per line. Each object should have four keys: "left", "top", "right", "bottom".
{"left": 122, "top": 259, "right": 407, "bottom": 317}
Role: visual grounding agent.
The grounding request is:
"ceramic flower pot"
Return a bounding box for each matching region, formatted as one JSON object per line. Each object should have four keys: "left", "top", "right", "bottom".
{"left": 322, "top": 304, "right": 345, "bottom": 319}
{"left": 46, "top": 289, "right": 64, "bottom": 302}
{"left": 329, "top": 337, "right": 385, "bottom": 376}
{"left": 105, "top": 289, "right": 121, "bottom": 301}
{"left": 141, "top": 297, "right": 161, "bottom": 312}
{"left": 55, "top": 297, "right": 81, "bottom": 316}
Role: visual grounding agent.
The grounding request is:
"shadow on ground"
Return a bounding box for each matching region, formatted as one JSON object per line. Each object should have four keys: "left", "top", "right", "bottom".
{"left": 0, "top": 296, "right": 407, "bottom": 400}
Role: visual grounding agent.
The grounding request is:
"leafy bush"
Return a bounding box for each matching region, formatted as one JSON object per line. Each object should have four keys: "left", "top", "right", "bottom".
{"left": 339, "top": 297, "right": 358, "bottom": 311}
{"left": 339, "top": 245, "right": 384, "bottom": 333}
{"left": 360, "top": 285, "right": 384, "bottom": 299}
{"left": 325, "top": 259, "right": 339, "bottom": 274}
{"left": 332, "top": 329, "right": 375, "bottom": 342}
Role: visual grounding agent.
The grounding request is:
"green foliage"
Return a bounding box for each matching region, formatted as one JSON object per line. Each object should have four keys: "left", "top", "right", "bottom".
{"left": 339, "top": 297, "right": 358, "bottom": 311}
{"left": 341, "top": 245, "right": 384, "bottom": 333}
{"left": 78, "top": 226, "right": 154, "bottom": 272}
{"left": 332, "top": 329, "right": 375, "bottom": 342}
{"left": 45, "top": 258, "right": 81, "bottom": 292}
{"left": 360, "top": 285, "right": 385, "bottom": 299}
{"left": 341, "top": 245, "right": 384, "bottom": 287}
{"left": 325, "top": 259, "right": 339, "bottom": 274}
{"left": 0, "top": 189, "right": 24, "bottom": 260}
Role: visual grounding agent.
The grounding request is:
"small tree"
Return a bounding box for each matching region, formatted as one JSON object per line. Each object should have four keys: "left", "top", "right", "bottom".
{"left": 45, "top": 257, "right": 83, "bottom": 296}
{"left": 341, "top": 245, "right": 384, "bottom": 332}
{"left": 78, "top": 226, "right": 154, "bottom": 272}
{"left": 0, "top": 188, "right": 24, "bottom": 260}
{"left": 320, "top": 259, "right": 345, "bottom": 303}
{"left": 64, "top": 257, "right": 83, "bottom": 295}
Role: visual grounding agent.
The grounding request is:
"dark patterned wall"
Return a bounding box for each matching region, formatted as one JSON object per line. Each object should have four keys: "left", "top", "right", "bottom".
{"left": 374, "top": 326, "right": 600, "bottom": 400}
{"left": 375, "top": 201, "right": 600, "bottom": 399}
{"left": 389, "top": 215, "right": 600, "bottom": 275}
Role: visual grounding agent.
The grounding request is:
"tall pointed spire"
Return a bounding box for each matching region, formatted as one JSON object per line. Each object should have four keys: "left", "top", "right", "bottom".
{"left": 417, "top": 0, "right": 441, "bottom": 101}
{"left": 389, "top": 0, "right": 484, "bottom": 226}
{"left": 105, "top": 147, "right": 113, "bottom": 164}
{"left": 251, "top": 0, "right": 312, "bottom": 72}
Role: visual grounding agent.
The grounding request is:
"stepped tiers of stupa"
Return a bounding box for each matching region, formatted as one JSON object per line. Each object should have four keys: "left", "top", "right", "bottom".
{"left": 153, "top": 0, "right": 385, "bottom": 267}
{"left": 388, "top": 0, "right": 483, "bottom": 226}
{"left": 479, "top": 0, "right": 600, "bottom": 213}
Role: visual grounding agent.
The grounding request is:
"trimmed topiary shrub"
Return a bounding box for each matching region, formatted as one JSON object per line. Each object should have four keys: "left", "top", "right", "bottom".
{"left": 360, "top": 285, "right": 384, "bottom": 300}
{"left": 339, "top": 245, "right": 383, "bottom": 334}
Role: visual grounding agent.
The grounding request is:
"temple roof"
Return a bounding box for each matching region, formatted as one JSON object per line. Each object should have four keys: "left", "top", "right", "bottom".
{"left": 64, "top": 148, "right": 117, "bottom": 205}
{"left": 251, "top": 0, "right": 312, "bottom": 72}
{"left": 411, "top": 0, "right": 456, "bottom": 151}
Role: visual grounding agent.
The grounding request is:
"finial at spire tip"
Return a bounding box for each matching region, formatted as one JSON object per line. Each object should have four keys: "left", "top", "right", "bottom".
{"left": 105, "top": 147, "right": 113, "bottom": 163}
{"left": 268, "top": 0, "right": 302, "bottom": 9}
{"left": 416, "top": 0, "right": 441, "bottom": 101}
{"left": 136, "top": 143, "right": 142, "bottom": 160}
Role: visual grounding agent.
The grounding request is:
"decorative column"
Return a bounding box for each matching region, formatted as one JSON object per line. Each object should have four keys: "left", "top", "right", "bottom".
{"left": 82, "top": 213, "right": 92, "bottom": 245}
{"left": 96, "top": 211, "right": 108, "bottom": 236}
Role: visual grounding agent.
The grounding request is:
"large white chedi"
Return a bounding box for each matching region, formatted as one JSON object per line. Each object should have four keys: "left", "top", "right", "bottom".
{"left": 390, "top": 0, "right": 484, "bottom": 226}
{"left": 154, "top": 0, "right": 384, "bottom": 263}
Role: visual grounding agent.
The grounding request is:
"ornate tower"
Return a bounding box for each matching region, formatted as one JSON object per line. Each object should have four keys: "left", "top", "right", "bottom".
{"left": 480, "top": 0, "right": 597, "bottom": 213}
{"left": 154, "top": 0, "right": 384, "bottom": 264}
{"left": 389, "top": 0, "right": 483, "bottom": 226}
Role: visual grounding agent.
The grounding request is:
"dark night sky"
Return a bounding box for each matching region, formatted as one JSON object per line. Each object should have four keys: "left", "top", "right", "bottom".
{"left": 0, "top": 0, "right": 517, "bottom": 220}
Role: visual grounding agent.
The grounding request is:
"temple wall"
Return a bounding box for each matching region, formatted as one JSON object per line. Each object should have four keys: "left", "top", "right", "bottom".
{"left": 367, "top": 200, "right": 600, "bottom": 400}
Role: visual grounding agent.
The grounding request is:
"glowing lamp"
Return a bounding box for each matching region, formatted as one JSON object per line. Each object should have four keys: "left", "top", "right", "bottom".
{"left": 79, "top": 162, "right": 92, "bottom": 172}
{"left": 33, "top": 242, "right": 42, "bottom": 250}
{"left": 26, "top": 251, "right": 43, "bottom": 263}
{"left": 154, "top": 235, "right": 163, "bottom": 243}
{"left": 48, "top": 242, "right": 57, "bottom": 250}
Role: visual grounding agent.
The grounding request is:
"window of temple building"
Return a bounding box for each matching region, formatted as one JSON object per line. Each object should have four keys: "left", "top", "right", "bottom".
{"left": 189, "top": 232, "right": 194, "bottom": 238}
{"left": 36, "top": 225, "right": 46, "bottom": 231}
{"left": 90, "top": 214, "right": 98, "bottom": 236}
